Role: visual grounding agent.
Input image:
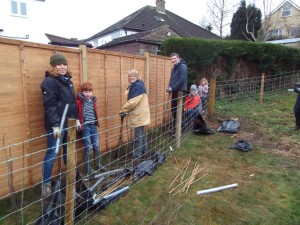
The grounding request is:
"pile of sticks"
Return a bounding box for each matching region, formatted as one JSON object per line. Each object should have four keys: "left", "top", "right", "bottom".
{"left": 168, "top": 157, "right": 208, "bottom": 196}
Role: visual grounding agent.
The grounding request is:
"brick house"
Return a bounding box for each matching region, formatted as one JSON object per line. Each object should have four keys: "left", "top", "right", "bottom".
{"left": 260, "top": 0, "right": 300, "bottom": 41}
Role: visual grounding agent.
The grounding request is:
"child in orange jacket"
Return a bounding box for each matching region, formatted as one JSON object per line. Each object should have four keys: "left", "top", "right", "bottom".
{"left": 182, "top": 85, "right": 201, "bottom": 133}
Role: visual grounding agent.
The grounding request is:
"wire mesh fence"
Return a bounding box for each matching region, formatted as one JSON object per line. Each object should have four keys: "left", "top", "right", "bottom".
{"left": 0, "top": 71, "right": 299, "bottom": 224}
{"left": 214, "top": 71, "right": 300, "bottom": 109}
{"left": 0, "top": 92, "right": 200, "bottom": 225}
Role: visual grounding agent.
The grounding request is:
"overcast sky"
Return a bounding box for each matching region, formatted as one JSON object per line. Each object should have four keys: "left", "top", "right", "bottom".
{"left": 44, "top": 0, "right": 283, "bottom": 42}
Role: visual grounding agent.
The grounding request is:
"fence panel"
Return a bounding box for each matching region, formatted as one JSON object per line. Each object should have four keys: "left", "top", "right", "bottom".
{"left": 0, "top": 37, "right": 171, "bottom": 198}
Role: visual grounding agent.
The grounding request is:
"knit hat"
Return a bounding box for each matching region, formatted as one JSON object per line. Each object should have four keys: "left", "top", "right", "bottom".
{"left": 190, "top": 85, "right": 198, "bottom": 92}
{"left": 50, "top": 53, "right": 68, "bottom": 67}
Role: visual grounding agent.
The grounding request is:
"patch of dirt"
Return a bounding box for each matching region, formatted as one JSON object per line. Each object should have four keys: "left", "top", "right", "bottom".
{"left": 206, "top": 115, "right": 300, "bottom": 158}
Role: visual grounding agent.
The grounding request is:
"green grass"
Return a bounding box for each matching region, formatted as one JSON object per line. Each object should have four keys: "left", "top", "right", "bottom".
{"left": 95, "top": 92, "right": 300, "bottom": 225}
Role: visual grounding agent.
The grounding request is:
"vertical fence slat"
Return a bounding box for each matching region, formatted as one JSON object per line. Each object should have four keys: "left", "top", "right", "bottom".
{"left": 208, "top": 78, "right": 216, "bottom": 115}
{"left": 79, "top": 45, "right": 88, "bottom": 83}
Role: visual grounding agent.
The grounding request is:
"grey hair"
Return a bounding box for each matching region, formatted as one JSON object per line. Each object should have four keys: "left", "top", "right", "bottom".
{"left": 128, "top": 69, "right": 141, "bottom": 80}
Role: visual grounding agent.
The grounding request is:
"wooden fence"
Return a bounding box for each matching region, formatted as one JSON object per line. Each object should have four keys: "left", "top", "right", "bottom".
{"left": 0, "top": 37, "right": 171, "bottom": 198}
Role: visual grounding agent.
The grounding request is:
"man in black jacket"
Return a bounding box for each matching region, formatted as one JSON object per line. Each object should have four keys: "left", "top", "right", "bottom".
{"left": 293, "top": 83, "right": 300, "bottom": 130}
{"left": 166, "top": 52, "right": 188, "bottom": 124}
{"left": 40, "top": 53, "right": 79, "bottom": 197}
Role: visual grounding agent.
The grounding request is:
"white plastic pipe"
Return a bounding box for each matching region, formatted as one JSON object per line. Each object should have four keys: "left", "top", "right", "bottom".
{"left": 196, "top": 183, "right": 238, "bottom": 195}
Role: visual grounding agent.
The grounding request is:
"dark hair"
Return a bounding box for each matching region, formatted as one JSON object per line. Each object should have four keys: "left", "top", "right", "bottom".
{"left": 170, "top": 52, "right": 179, "bottom": 58}
{"left": 81, "top": 82, "right": 93, "bottom": 91}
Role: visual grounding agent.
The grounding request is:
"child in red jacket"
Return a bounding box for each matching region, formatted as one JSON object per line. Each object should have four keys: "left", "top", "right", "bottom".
{"left": 182, "top": 85, "right": 201, "bottom": 133}
{"left": 76, "top": 82, "right": 106, "bottom": 174}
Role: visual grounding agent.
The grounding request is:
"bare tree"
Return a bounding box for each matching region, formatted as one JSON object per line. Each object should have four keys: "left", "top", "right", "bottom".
{"left": 207, "top": 0, "right": 235, "bottom": 37}
{"left": 243, "top": 4, "right": 262, "bottom": 42}
{"left": 199, "top": 16, "right": 213, "bottom": 32}
{"left": 259, "top": 0, "right": 274, "bottom": 40}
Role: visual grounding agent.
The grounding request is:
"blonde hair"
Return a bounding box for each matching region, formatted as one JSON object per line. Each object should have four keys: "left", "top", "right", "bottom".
{"left": 200, "top": 78, "right": 208, "bottom": 85}
{"left": 128, "top": 69, "right": 141, "bottom": 80}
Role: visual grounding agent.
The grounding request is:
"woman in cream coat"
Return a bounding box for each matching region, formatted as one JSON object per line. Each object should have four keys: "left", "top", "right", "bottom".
{"left": 120, "top": 70, "right": 151, "bottom": 158}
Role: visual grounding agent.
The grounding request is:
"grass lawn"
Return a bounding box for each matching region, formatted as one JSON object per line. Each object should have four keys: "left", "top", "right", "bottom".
{"left": 88, "top": 93, "right": 300, "bottom": 225}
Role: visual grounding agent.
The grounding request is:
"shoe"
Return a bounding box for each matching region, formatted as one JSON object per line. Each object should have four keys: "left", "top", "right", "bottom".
{"left": 293, "top": 125, "right": 300, "bottom": 131}
{"left": 94, "top": 152, "right": 107, "bottom": 171}
{"left": 168, "top": 129, "right": 175, "bottom": 135}
{"left": 95, "top": 165, "right": 108, "bottom": 172}
{"left": 41, "top": 183, "right": 51, "bottom": 197}
{"left": 84, "top": 154, "right": 96, "bottom": 175}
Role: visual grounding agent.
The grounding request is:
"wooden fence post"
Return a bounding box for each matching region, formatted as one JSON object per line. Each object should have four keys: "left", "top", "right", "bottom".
{"left": 208, "top": 78, "right": 216, "bottom": 116}
{"left": 176, "top": 92, "right": 183, "bottom": 148}
{"left": 260, "top": 73, "right": 265, "bottom": 104}
{"left": 64, "top": 119, "right": 76, "bottom": 225}
{"left": 79, "top": 45, "right": 88, "bottom": 83}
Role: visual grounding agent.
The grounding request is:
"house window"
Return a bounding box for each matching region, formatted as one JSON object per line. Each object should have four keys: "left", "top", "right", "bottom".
{"left": 291, "top": 27, "right": 300, "bottom": 37}
{"left": 11, "top": 0, "right": 27, "bottom": 17}
{"left": 269, "top": 29, "right": 282, "bottom": 38}
{"left": 281, "top": 4, "right": 292, "bottom": 17}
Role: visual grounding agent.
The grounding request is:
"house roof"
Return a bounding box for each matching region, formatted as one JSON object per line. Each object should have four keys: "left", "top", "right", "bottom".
{"left": 85, "top": 5, "right": 220, "bottom": 42}
{"left": 96, "top": 25, "right": 179, "bottom": 49}
{"left": 264, "top": 0, "right": 300, "bottom": 20}
{"left": 45, "top": 33, "right": 93, "bottom": 48}
{"left": 266, "top": 37, "right": 300, "bottom": 44}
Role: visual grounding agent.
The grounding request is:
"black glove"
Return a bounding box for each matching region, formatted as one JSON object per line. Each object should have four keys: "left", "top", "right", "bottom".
{"left": 294, "top": 87, "right": 300, "bottom": 93}
{"left": 119, "top": 112, "right": 126, "bottom": 118}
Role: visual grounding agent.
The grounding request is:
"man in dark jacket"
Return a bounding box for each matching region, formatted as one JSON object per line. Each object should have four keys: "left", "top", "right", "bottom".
{"left": 166, "top": 52, "right": 188, "bottom": 123}
{"left": 40, "top": 53, "right": 79, "bottom": 197}
{"left": 293, "top": 83, "right": 300, "bottom": 130}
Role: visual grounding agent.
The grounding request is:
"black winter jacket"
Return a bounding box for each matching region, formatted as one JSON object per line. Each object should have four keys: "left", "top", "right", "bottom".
{"left": 41, "top": 71, "right": 78, "bottom": 130}
{"left": 169, "top": 60, "right": 188, "bottom": 92}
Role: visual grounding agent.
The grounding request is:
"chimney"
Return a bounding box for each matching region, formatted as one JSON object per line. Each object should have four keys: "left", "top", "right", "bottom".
{"left": 156, "top": 0, "right": 165, "bottom": 14}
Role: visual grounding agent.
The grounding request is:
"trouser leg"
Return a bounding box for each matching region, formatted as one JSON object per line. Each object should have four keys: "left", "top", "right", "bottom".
{"left": 42, "top": 130, "right": 57, "bottom": 184}
{"left": 133, "top": 126, "right": 144, "bottom": 158}
{"left": 294, "top": 95, "right": 300, "bottom": 126}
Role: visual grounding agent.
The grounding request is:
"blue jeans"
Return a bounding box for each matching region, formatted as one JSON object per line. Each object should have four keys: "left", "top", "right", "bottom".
{"left": 133, "top": 126, "right": 148, "bottom": 158}
{"left": 42, "top": 129, "right": 67, "bottom": 184}
{"left": 82, "top": 124, "right": 100, "bottom": 156}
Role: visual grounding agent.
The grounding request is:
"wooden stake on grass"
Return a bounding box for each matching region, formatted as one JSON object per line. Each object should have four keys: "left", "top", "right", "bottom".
{"left": 173, "top": 156, "right": 179, "bottom": 168}
{"left": 169, "top": 158, "right": 190, "bottom": 188}
{"left": 181, "top": 157, "right": 191, "bottom": 182}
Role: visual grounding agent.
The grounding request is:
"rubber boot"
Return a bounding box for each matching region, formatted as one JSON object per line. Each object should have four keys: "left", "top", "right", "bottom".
{"left": 94, "top": 151, "right": 107, "bottom": 171}
{"left": 84, "top": 153, "right": 96, "bottom": 175}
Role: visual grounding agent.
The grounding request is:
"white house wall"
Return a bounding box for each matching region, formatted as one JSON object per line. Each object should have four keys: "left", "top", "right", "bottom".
{"left": 0, "top": 0, "right": 47, "bottom": 43}
{"left": 89, "top": 29, "right": 137, "bottom": 48}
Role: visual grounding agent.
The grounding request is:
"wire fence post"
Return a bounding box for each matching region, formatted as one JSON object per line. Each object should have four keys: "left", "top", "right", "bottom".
{"left": 176, "top": 92, "right": 183, "bottom": 148}
{"left": 208, "top": 78, "right": 216, "bottom": 116}
{"left": 260, "top": 73, "right": 265, "bottom": 104}
{"left": 64, "top": 118, "right": 76, "bottom": 225}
